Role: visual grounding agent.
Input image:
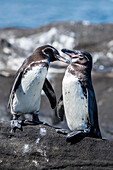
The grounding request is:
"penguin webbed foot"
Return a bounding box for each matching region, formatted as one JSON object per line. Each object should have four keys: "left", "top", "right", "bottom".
{"left": 32, "top": 114, "right": 47, "bottom": 125}
{"left": 11, "top": 120, "right": 23, "bottom": 132}
{"left": 32, "top": 114, "right": 43, "bottom": 124}
{"left": 56, "top": 128, "right": 70, "bottom": 135}
{"left": 32, "top": 114, "right": 56, "bottom": 128}
{"left": 66, "top": 131, "right": 86, "bottom": 143}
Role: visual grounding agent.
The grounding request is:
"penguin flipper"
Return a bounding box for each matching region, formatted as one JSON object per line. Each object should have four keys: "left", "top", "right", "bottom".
{"left": 43, "top": 78, "right": 56, "bottom": 109}
{"left": 57, "top": 95, "right": 64, "bottom": 121}
{"left": 7, "top": 70, "right": 23, "bottom": 108}
{"left": 7, "top": 59, "right": 28, "bottom": 108}
{"left": 87, "top": 87, "right": 102, "bottom": 138}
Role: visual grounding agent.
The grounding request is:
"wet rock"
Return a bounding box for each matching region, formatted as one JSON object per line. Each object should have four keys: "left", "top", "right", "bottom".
{"left": 0, "top": 121, "right": 113, "bottom": 169}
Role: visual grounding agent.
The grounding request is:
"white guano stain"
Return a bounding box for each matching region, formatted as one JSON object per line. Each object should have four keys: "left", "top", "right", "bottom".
{"left": 37, "top": 148, "right": 49, "bottom": 163}
{"left": 40, "top": 128, "right": 47, "bottom": 136}
{"left": 35, "top": 138, "right": 40, "bottom": 144}
{"left": 22, "top": 144, "right": 30, "bottom": 154}
{"left": 32, "top": 160, "right": 39, "bottom": 167}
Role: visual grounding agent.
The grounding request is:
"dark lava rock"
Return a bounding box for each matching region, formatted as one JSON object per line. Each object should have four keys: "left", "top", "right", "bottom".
{"left": 0, "top": 121, "right": 113, "bottom": 170}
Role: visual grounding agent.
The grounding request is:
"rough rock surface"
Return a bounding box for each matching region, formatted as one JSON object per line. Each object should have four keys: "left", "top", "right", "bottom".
{"left": 0, "top": 121, "right": 113, "bottom": 170}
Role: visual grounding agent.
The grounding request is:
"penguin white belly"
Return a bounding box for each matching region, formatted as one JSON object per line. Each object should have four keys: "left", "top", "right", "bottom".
{"left": 13, "top": 66, "right": 47, "bottom": 114}
{"left": 63, "top": 71, "right": 88, "bottom": 131}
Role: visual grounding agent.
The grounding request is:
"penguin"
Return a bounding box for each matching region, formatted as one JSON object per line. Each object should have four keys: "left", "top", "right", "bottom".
{"left": 57, "top": 49, "right": 102, "bottom": 142}
{"left": 8, "top": 45, "right": 70, "bottom": 131}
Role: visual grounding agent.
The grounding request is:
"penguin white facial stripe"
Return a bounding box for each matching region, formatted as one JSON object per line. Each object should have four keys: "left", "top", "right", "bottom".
{"left": 42, "top": 49, "right": 49, "bottom": 57}
{"left": 72, "top": 58, "right": 78, "bottom": 63}
{"left": 84, "top": 55, "right": 89, "bottom": 61}
{"left": 42, "top": 47, "right": 54, "bottom": 57}
{"left": 76, "top": 54, "right": 89, "bottom": 61}
{"left": 70, "top": 54, "right": 89, "bottom": 62}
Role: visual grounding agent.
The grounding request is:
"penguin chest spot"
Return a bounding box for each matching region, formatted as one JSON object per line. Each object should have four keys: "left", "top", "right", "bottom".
{"left": 13, "top": 66, "right": 47, "bottom": 113}
{"left": 63, "top": 72, "right": 88, "bottom": 131}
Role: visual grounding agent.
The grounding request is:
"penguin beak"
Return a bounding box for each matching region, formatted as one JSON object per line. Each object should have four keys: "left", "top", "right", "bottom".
{"left": 56, "top": 54, "right": 70, "bottom": 64}
{"left": 61, "top": 49, "right": 78, "bottom": 58}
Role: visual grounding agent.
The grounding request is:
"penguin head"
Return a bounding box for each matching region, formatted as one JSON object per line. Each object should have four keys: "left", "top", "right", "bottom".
{"left": 61, "top": 49, "right": 92, "bottom": 70}
{"left": 37, "top": 45, "right": 70, "bottom": 63}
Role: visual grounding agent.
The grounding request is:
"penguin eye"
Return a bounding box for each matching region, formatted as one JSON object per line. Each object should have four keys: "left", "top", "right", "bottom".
{"left": 79, "top": 55, "right": 84, "bottom": 60}
{"left": 42, "top": 47, "right": 54, "bottom": 57}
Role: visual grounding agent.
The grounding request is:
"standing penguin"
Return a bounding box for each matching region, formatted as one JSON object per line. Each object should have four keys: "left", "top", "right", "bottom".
{"left": 8, "top": 45, "right": 69, "bottom": 131}
{"left": 57, "top": 49, "right": 102, "bottom": 142}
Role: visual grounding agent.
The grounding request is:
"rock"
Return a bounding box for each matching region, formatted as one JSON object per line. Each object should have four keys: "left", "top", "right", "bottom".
{"left": 0, "top": 121, "right": 113, "bottom": 169}
{"left": 1, "top": 22, "right": 113, "bottom": 72}
{"left": 1, "top": 71, "right": 113, "bottom": 140}
{"left": 0, "top": 23, "right": 113, "bottom": 169}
